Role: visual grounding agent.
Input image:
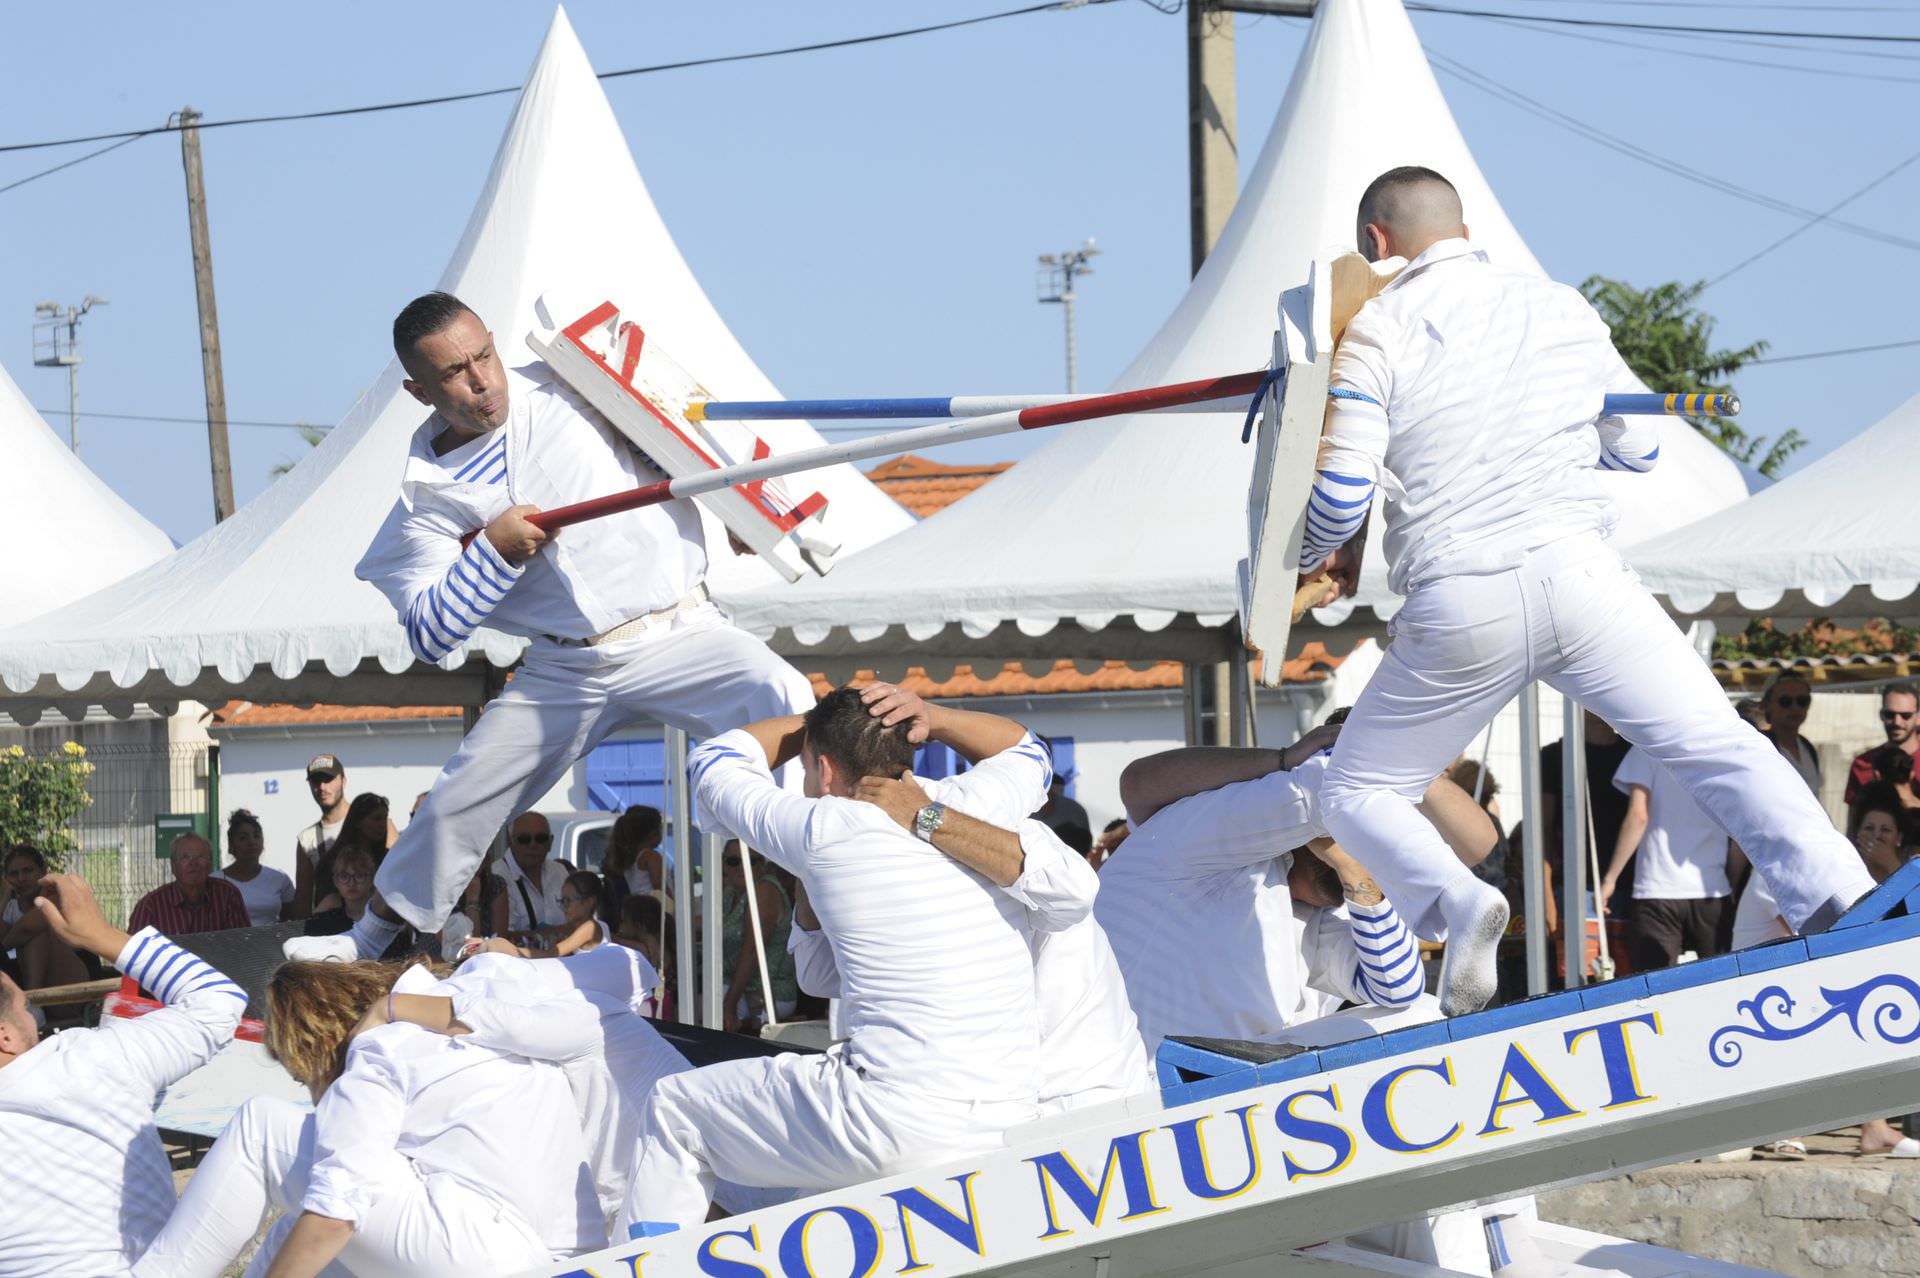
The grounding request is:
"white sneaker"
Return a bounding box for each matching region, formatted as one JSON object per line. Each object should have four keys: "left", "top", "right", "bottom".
{"left": 282, "top": 935, "right": 358, "bottom": 963}
{"left": 1438, "top": 877, "right": 1509, "bottom": 1017}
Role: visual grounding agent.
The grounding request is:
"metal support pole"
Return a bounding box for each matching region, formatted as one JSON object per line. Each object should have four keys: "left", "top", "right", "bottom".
{"left": 1230, "top": 647, "right": 1255, "bottom": 747}
{"left": 1211, "top": 662, "right": 1233, "bottom": 746}
{"left": 1517, "top": 684, "right": 1548, "bottom": 996}
{"left": 665, "top": 725, "right": 695, "bottom": 1023}
{"left": 1181, "top": 663, "right": 1204, "bottom": 746}
{"left": 1062, "top": 287, "right": 1077, "bottom": 393}
{"left": 67, "top": 364, "right": 78, "bottom": 455}
{"left": 701, "top": 831, "right": 724, "bottom": 1029}
{"left": 1561, "top": 697, "right": 1590, "bottom": 988}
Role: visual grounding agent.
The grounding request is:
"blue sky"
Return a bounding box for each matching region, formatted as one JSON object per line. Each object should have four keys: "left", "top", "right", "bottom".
{"left": 3, "top": 1, "right": 1915, "bottom": 546}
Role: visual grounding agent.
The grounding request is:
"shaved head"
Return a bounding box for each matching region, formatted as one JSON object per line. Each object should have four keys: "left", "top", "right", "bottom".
{"left": 1356, "top": 166, "right": 1466, "bottom": 263}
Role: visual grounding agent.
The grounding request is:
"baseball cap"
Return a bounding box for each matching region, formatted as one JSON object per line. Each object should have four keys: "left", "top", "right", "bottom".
{"left": 306, "top": 753, "right": 344, "bottom": 779}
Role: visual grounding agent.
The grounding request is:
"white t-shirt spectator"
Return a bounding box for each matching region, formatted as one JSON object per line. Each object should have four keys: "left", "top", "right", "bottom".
{"left": 213, "top": 866, "right": 296, "bottom": 927}
{"left": 1732, "top": 871, "right": 1791, "bottom": 950}
{"left": 1613, "top": 747, "right": 1733, "bottom": 899}
{"left": 297, "top": 817, "right": 345, "bottom": 871}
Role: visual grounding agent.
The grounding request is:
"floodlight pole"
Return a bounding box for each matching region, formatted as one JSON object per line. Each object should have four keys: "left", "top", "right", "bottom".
{"left": 32, "top": 297, "right": 105, "bottom": 455}
{"left": 1036, "top": 241, "right": 1100, "bottom": 393}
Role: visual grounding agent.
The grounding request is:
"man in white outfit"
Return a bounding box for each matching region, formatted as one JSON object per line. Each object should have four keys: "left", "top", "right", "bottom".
{"left": 1298, "top": 167, "right": 1874, "bottom": 1014}
{"left": 807, "top": 683, "right": 1153, "bottom": 1113}
{"left": 0, "top": 875, "right": 246, "bottom": 1278}
{"left": 347, "top": 292, "right": 814, "bottom": 957}
{"left": 622, "top": 689, "right": 1044, "bottom": 1234}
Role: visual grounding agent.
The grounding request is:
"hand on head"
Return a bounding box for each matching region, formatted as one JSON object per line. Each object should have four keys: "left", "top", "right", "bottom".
{"left": 35, "top": 873, "right": 122, "bottom": 960}
{"left": 860, "top": 682, "right": 933, "bottom": 745}
{"left": 854, "top": 772, "right": 933, "bottom": 831}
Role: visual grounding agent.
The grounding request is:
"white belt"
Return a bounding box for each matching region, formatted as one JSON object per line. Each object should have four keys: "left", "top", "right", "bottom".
{"left": 548, "top": 584, "right": 709, "bottom": 647}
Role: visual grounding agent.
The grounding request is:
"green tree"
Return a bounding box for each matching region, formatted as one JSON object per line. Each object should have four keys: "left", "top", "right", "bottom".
{"left": 270, "top": 423, "right": 329, "bottom": 478}
{"left": 0, "top": 742, "right": 95, "bottom": 869}
{"left": 1580, "top": 276, "right": 1803, "bottom": 478}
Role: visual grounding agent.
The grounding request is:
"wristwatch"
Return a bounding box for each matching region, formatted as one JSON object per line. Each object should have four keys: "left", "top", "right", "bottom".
{"left": 912, "top": 802, "right": 948, "bottom": 843}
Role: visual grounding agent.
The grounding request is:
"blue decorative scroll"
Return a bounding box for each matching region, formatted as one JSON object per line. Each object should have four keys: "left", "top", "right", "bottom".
{"left": 1709, "top": 975, "right": 1920, "bottom": 1067}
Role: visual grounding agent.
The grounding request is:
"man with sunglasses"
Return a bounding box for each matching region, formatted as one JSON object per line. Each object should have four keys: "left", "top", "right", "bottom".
{"left": 499, "top": 811, "right": 569, "bottom": 942}
{"left": 1847, "top": 682, "right": 1920, "bottom": 833}
{"left": 1758, "top": 675, "right": 1822, "bottom": 795}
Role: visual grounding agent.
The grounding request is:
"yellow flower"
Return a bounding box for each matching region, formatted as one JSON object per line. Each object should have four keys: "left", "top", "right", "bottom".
{"left": 76, "top": 763, "right": 96, "bottom": 777}
{"left": 61, "top": 742, "right": 85, "bottom": 757}
{"left": 4, "top": 745, "right": 24, "bottom": 758}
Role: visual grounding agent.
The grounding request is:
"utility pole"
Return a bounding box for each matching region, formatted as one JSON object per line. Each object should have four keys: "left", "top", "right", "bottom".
{"left": 32, "top": 296, "right": 106, "bottom": 454}
{"left": 177, "top": 107, "right": 235, "bottom": 522}
{"left": 1186, "top": 1, "right": 1238, "bottom": 277}
{"left": 1036, "top": 239, "right": 1100, "bottom": 392}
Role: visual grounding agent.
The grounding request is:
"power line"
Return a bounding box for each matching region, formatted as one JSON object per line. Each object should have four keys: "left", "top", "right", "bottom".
{"left": 1423, "top": 48, "right": 1920, "bottom": 254}
{"left": 0, "top": 1, "right": 1107, "bottom": 157}
{"left": 1461, "top": 12, "right": 1920, "bottom": 82}
{"left": 1708, "top": 147, "right": 1920, "bottom": 287}
{"left": 1747, "top": 338, "right": 1920, "bottom": 365}
{"left": 29, "top": 406, "right": 323, "bottom": 430}
{"left": 0, "top": 134, "right": 144, "bottom": 196}
{"left": 1406, "top": 3, "right": 1920, "bottom": 44}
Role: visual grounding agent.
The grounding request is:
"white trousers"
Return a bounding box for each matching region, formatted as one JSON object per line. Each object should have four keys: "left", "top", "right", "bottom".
{"left": 131, "top": 1097, "right": 549, "bottom": 1278}
{"left": 1320, "top": 536, "right": 1873, "bottom": 937}
{"left": 622, "top": 1049, "right": 1034, "bottom": 1231}
{"left": 378, "top": 604, "right": 814, "bottom": 930}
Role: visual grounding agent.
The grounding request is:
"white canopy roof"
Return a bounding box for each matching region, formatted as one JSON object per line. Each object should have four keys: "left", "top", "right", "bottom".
{"left": 2, "top": 361, "right": 173, "bottom": 625}
{"left": 1630, "top": 390, "right": 1920, "bottom": 627}
{"left": 728, "top": 0, "right": 1748, "bottom": 668}
{"left": 0, "top": 8, "right": 908, "bottom": 724}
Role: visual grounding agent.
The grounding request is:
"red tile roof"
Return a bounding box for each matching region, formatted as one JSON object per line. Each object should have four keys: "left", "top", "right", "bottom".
{"left": 208, "top": 702, "right": 461, "bottom": 726}
{"left": 863, "top": 454, "right": 1012, "bottom": 519}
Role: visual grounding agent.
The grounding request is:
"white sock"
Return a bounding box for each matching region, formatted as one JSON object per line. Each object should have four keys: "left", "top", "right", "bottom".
{"left": 1437, "top": 874, "right": 1507, "bottom": 1017}
{"left": 348, "top": 910, "right": 406, "bottom": 959}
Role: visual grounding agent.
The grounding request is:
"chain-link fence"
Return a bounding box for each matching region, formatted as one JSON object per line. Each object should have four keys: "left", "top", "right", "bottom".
{"left": 63, "top": 742, "right": 218, "bottom": 928}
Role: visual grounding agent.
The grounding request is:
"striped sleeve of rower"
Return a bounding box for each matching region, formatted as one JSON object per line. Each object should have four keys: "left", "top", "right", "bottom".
{"left": 404, "top": 533, "right": 526, "bottom": 664}
{"left": 1298, "top": 470, "right": 1375, "bottom": 571}
{"left": 120, "top": 927, "right": 247, "bottom": 1008}
{"left": 1346, "top": 897, "right": 1424, "bottom": 1007}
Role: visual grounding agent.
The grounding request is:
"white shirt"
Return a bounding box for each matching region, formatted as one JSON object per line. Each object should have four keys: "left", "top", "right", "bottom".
{"left": 296, "top": 817, "right": 344, "bottom": 869}
{"left": 305, "top": 963, "right": 600, "bottom": 1259}
{"left": 1316, "top": 238, "right": 1652, "bottom": 594}
{"left": 497, "top": 856, "right": 573, "bottom": 931}
{"left": 0, "top": 929, "right": 245, "bottom": 1278}
{"left": 1094, "top": 754, "right": 1417, "bottom": 1052}
{"left": 214, "top": 865, "right": 295, "bottom": 926}
{"left": 1733, "top": 870, "right": 1791, "bottom": 951}
{"left": 691, "top": 729, "right": 1042, "bottom": 1106}
{"left": 1614, "top": 747, "right": 1733, "bottom": 899}
{"left": 440, "top": 947, "right": 687, "bottom": 1231}
{"left": 356, "top": 364, "right": 708, "bottom": 660}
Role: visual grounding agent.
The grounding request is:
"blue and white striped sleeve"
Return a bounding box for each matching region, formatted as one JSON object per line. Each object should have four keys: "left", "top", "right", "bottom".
{"left": 402, "top": 532, "right": 526, "bottom": 663}
{"left": 1595, "top": 413, "right": 1660, "bottom": 473}
{"left": 110, "top": 927, "right": 247, "bottom": 1092}
{"left": 1345, "top": 898, "right": 1425, "bottom": 1008}
{"left": 1301, "top": 317, "right": 1391, "bottom": 572}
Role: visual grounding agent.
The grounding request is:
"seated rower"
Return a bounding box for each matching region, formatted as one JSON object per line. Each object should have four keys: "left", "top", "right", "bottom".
{"left": 133, "top": 958, "right": 602, "bottom": 1278}
{"left": 833, "top": 681, "right": 1153, "bottom": 1113}
{"left": 0, "top": 875, "right": 246, "bottom": 1278}
{"left": 622, "top": 689, "right": 1045, "bottom": 1235}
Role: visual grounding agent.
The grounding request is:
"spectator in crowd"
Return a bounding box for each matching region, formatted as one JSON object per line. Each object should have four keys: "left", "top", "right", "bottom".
{"left": 601, "top": 805, "right": 666, "bottom": 919}
{"left": 1053, "top": 821, "right": 1094, "bottom": 861}
{"left": 129, "top": 833, "right": 250, "bottom": 937}
{"left": 213, "top": 809, "right": 294, "bottom": 926}
{"left": 292, "top": 755, "right": 401, "bottom": 918}
{"left": 1600, "top": 747, "right": 1735, "bottom": 970}
{"left": 451, "top": 856, "right": 508, "bottom": 940}
{"left": 515, "top": 870, "right": 609, "bottom": 959}
{"left": 1035, "top": 757, "right": 1089, "bottom": 836}
{"left": 1851, "top": 781, "right": 1909, "bottom": 885}
{"left": 1758, "top": 674, "right": 1821, "bottom": 793}
{"left": 613, "top": 893, "right": 673, "bottom": 1018}
{"left": 303, "top": 845, "right": 414, "bottom": 960}
{"left": 498, "top": 810, "right": 571, "bottom": 941}
{"left": 1540, "top": 711, "right": 1633, "bottom": 918}
{"left": 1848, "top": 682, "right": 1920, "bottom": 832}
{"left": 1447, "top": 758, "right": 1502, "bottom": 824}
{"left": 0, "top": 844, "right": 88, "bottom": 991}
{"left": 1088, "top": 817, "right": 1130, "bottom": 869}
{"left": 0, "top": 873, "right": 246, "bottom": 1277}
{"left": 312, "top": 792, "right": 392, "bottom": 914}
{"left": 719, "top": 841, "right": 794, "bottom": 1032}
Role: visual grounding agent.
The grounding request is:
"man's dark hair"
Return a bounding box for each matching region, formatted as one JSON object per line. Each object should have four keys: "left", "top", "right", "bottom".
{"left": 392, "top": 291, "right": 477, "bottom": 363}
{"left": 1356, "top": 165, "right": 1460, "bottom": 229}
{"left": 1056, "top": 822, "right": 1094, "bottom": 856}
{"left": 1886, "top": 682, "right": 1919, "bottom": 704}
{"left": 803, "top": 687, "right": 916, "bottom": 781}
{"left": 1872, "top": 745, "right": 1915, "bottom": 786}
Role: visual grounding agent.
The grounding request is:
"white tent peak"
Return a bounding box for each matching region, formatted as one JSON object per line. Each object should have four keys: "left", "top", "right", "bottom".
{"left": 1, "top": 360, "right": 173, "bottom": 625}
{"left": 0, "top": 5, "right": 907, "bottom": 720}
{"left": 728, "top": 0, "right": 1747, "bottom": 658}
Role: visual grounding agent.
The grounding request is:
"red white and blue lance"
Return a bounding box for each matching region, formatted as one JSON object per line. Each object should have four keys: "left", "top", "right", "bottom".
{"left": 688, "top": 388, "right": 1740, "bottom": 423}
{"left": 499, "top": 379, "right": 1738, "bottom": 540}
